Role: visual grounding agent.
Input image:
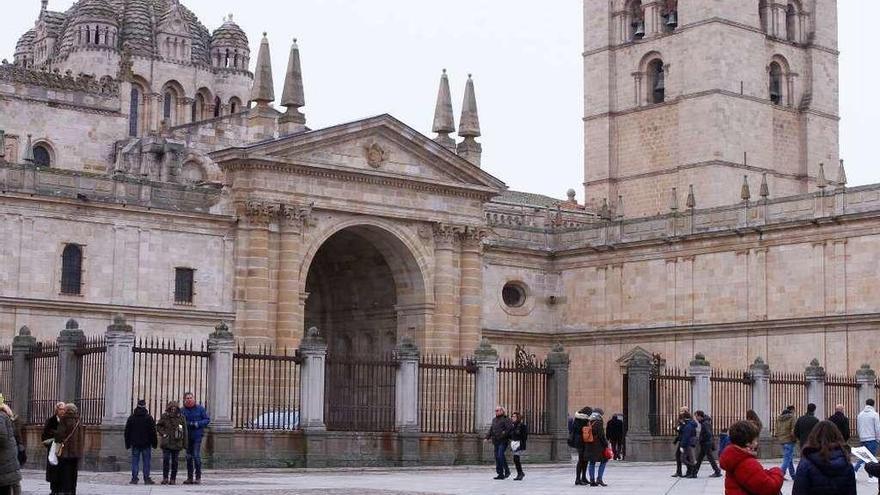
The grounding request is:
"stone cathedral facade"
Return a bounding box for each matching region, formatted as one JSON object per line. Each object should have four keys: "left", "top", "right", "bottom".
{"left": 1, "top": 0, "right": 876, "bottom": 412}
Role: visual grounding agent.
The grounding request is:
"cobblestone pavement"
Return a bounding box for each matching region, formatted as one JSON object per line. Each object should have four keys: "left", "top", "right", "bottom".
{"left": 17, "top": 462, "right": 880, "bottom": 494}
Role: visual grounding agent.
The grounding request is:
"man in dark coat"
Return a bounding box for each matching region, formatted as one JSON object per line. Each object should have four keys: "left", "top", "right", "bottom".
{"left": 125, "top": 399, "right": 158, "bottom": 485}
{"left": 40, "top": 401, "right": 66, "bottom": 492}
{"left": 828, "top": 404, "right": 851, "bottom": 443}
{"left": 0, "top": 404, "right": 22, "bottom": 495}
{"left": 606, "top": 414, "right": 625, "bottom": 460}
{"left": 485, "top": 406, "right": 512, "bottom": 480}
{"left": 679, "top": 412, "right": 701, "bottom": 478}
{"left": 693, "top": 410, "right": 722, "bottom": 478}
{"left": 671, "top": 407, "right": 689, "bottom": 477}
{"left": 794, "top": 403, "right": 820, "bottom": 449}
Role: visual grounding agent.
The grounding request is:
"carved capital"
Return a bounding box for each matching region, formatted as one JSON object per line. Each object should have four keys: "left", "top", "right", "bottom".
{"left": 433, "top": 223, "right": 461, "bottom": 250}
{"left": 460, "top": 226, "right": 489, "bottom": 246}
{"left": 238, "top": 199, "right": 281, "bottom": 226}
{"left": 280, "top": 203, "right": 315, "bottom": 232}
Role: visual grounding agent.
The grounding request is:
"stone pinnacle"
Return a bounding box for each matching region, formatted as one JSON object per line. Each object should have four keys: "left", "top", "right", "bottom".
{"left": 458, "top": 74, "right": 480, "bottom": 138}
{"left": 250, "top": 32, "right": 275, "bottom": 105}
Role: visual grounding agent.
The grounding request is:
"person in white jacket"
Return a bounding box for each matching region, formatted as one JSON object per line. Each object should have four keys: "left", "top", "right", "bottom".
{"left": 854, "top": 398, "right": 880, "bottom": 481}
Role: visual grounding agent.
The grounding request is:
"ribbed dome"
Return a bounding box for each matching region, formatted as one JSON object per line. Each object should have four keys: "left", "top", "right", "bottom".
{"left": 15, "top": 29, "right": 35, "bottom": 54}
{"left": 73, "top": 0, "right": 118, "bottom": 24}
{"left": 211, "top": 15, "right": 249, "bottom": 50}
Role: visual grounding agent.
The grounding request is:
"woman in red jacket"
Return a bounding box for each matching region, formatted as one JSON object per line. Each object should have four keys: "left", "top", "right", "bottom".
{"left": 719, "top": 420, "right": 784, "bottom": 495}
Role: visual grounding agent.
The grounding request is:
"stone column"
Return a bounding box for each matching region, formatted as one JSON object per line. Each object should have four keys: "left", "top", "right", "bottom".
{"left": 275, "top": 204, "right": 310, "bottom": 349}
{"left": 207, "top": 322, "right": 235, "bottom": 431}
{"left": 856, "top": 364, "right": 875, "bottom": 411}
{"left": 298, "top": 327, "right": 327, "bottom": 431}
{"left": 805, "top": 359, "right": 826, "bottom": 418}
{"left": 102, "top": 315, "right": 135, "bottom": 426}
{"left": 11, "top": 326, "right": 37, "bottom": 419}
{"left": 624, "top": 348, "right": 654, "bottom": 461}
{"left": 57, "top": 319, "right": 86, "bottom": 403}
{"left": 750, "top": 357, "right": 771, "bottom": 438}
{"left": 688, "top": 353, "right": 711, "bottom": 415}
{"left": 395, "top": 336, "right": 420, "bottom": 466}
{"left": 432, "top": 224, "right": 459, "bottom": 354}
{"left": 234, "top": 200, "right": 277, "bottom": 344}
{"left": 545, "top": 343, "right": 571, "bottom": 461}
{"left": 473, "top": 338, "right": 499, "bottom": 434}
{"left": 458, "top": 227, "right": 486, "bottom": 357}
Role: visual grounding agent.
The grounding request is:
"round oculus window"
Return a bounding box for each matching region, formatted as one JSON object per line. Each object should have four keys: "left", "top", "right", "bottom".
{"left": 502, "top": 283, "right": 527, "bottom": 308}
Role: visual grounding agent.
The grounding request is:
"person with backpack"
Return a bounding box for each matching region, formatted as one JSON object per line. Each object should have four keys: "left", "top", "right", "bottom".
{"left": 693, "top": 410, "right": 722, "bottom": 478}
{"left": 584, "top": 408, "right": 611, "bottom": 486}
{"left": 775, "top": 405, "right": 797, "bottom": 480}
{"left": 156, "top": 401, "right": 188, "bottom": 485}
{"left": 569, "top": 406, "right": 592, "bottom": 485}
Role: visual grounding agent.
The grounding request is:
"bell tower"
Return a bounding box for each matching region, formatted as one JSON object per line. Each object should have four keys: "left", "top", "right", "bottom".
{"left": 583, "top": 0, "right": 839, "bottom": 217}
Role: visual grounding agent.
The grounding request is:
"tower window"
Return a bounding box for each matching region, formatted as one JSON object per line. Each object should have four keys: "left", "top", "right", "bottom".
{"left": 32, "top": 144, "right": 51, "bottom": 167}
{"left": 213, "top": 96, "right": 222, "bottom": 118}
{"left": 648, "top": 59, "right": 665, "bottom": 104}
{"left": 661, "top": 0, "right": 678, "bottom": 32}
{"left": 629, "top": 0, "right": 645, "bottom": 40}
{"left": 502, "top": 282, "right": 527, "bottom": 308}
{"left": 786, "top": 3, "right": 798, "bottom": 42}
{"left": 61, "top": 244, "right": 83, "bottom": 295}
{"left": 769, "top": 62, "right": 783, "bottom": 105}
{"left": 129, "top": 87, "right": 140, "bottom": 136}
{"left": 163, "top": 91, "right": 173, "bottom": 121}
{"left": 174, "top": 267, "right": 195, "bottom": 304}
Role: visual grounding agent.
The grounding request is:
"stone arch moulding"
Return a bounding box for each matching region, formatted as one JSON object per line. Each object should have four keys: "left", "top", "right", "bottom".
{"left": 31, "top": 138, "right": 56, "bottom": 167}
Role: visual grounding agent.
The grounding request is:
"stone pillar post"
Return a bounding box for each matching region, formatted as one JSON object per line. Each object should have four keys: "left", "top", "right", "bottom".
{"left": 857, "top": 364, "right": 876, "bottom": 410}
{"left": 459, "top": 228, "right": 486, "bottom": 357}
{"left": 207, "top": 322, "right": 235, "bottom": 431}
{"left": 57, "top": 319, "right": 86, "bottom": 403}
{"left": 298, "top": 327, "right": 327, "bottom": 432}
{"left": 11, "top": 326, "right": 37, "bottom": 419}
{"left": 624, "top": 348, "right": 654, "bottom": 461}
{"left": 395, "top": 336, "right": 421, "bottom": 466}
{"left": 102, "top": 315, "right": 135, "bottom": 426}
{"left": 275, "top": 204, "right": 310, "bottom": 349}
{"left": 234, "top": 200, "right": 276, "bottom": 344}
{"left": 432, "top": 224, "right": 459, "bottom": 354}
{"left": 805, "top": 359, "right": 826, "bottom": 418}
{"left": 750, "top": 357, "right": 771, "bottom": 439}
{"left": 545, "top": 343, "right": 570, "bottom": 461}
{"left": 473, "top": 338, "right": 498, "bottom": 463}
{"left": 688, "top": 353, "right": 711, "bottom": 415}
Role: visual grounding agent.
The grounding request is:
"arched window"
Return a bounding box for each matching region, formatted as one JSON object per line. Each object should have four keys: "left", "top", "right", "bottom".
{"left": 129, "top": 87, "right": 140, "bottom": 136}
{"left": 229, "top": 96, "right": 242, "bottom": 114}
{"left": 769, "top": 62, "right": 783, "bottom": 105}
{"left": 661, "top": 0, "right": 678, "bottom": 32}
{"left": 60, "top": 244, "right": 83, "bottom": 295}
{"left": 33, "top": 143, "right": 51, "bottom": 167}
{"left": 163, "top": 90, "right": 174, "bottom": 122}
{"left": 648, "top": 59, "right": 665, "bottom": 104}
{"left": 191, "top": 100, "right": 197, "bottom": 122}
{"left": 213, "top": 96, "right": 222, "bottom": 118}
{"left": 786, "top": 3, "right": 798, "bottom": 41}
{"left": 628, "top": 0, "right": 645, "bottom": 40}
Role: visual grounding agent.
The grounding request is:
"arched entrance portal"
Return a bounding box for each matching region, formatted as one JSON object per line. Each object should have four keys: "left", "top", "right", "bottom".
{"left": 303, "top": 224, "right": 427, "bottom": 430}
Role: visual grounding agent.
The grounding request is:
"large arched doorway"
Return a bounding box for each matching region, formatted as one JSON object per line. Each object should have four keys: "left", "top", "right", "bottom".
{"left": 303, "top": 224, "right": 426, "bottom": 430}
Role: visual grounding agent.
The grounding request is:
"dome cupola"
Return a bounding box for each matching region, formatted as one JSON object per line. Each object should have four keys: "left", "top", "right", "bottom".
{"left": 211, "top": 14, "right": 250, "bottom": 70}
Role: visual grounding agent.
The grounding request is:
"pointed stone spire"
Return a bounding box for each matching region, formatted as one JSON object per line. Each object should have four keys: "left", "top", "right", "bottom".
{"left": 432, "top": 69, "right": 456, "bottom": 151}
{"left": 760, "top": 173, "right": 770, "bottom": 199}
{"left": 250, "top": 33, "right": 275, "bottom": 107}
{"left": 816, "top": 162, "right": 828, "bottom": 190}
{"left": 279, "top": 38, "right": 306, "bottom": 135}
{"left": 670, "top": 187, "right": 679, "bottom": 212}
{"left": 686, "top": 184, "right": 695, "bottom": 210}
{"left": 616, "top": 195, "right": 624, "bottom": 220}
{"left": 41, "top": 0, "right": 48, "bottom": 12}
{"left": 457, "top": 74, "right": 482, "bottom": 167}
{"left": 741, "top": 175, "right": 751, "bottom": 201}
{"left": 836, "top": 159, "right": 847, "bottom": 189}
{"left": 23, "top": 134, "right": 34, "bottom": 163}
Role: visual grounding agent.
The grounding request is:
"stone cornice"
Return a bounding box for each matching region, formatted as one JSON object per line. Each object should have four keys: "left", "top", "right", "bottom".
{"left": 584, "top": 159, "right": 807, "bottom": 185}
{"left": 234, "top": 198, "right": 315, "bottom": 231}
{"left": 0, "top": 296, "right": 234, "bottom": 324}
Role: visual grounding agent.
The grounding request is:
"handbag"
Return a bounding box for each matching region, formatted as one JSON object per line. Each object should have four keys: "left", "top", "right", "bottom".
{"left": 47, "top": 441, "right": 59, "bottom": 466}
{"left": 603, "top": 445, "right": 613, "bottom": 460}
{"left": 510, "top": 440, "right": 521, "bottom": 452}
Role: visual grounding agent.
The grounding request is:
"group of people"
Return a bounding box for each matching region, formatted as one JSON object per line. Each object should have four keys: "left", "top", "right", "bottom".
{"left": 484, "top": 406, "right": 529, "bottom": 481}
{"left": 568, "top": 406, "right": 613, "bottom": 486}
{"left": 670, "top": 408, "right": 724, "bottom": 478}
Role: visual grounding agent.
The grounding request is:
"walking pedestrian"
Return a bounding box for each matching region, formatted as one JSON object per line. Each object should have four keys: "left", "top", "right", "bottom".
{"left": 795, "top": 404, "right": 820, "bottom": 451}
{"left": 719, "top": 420, "right": 784, "bottom": 495}
{"left": 485, "top": 406, "right": 512, "bottom": 480}
{"left": 181, "top": 392, "right": 210, "bottom": 485}
{"left": 792, "top": 420, "right": 856, "bottom": 495}
{"left": 606, "top": 413, "right": 625, "bottom": 460}
{"left": 156, "top": 401, "right": 188, "bottom": 485}
{"left": 570, "top": 406, "right": 592, "bottom": 485}
{"left": 584, "top": 408, "right": 610, "bottom": 486}
{"left": 508, "top": 412, "right": 528, "bottom": 481}
{"left": 41, "top": 402, "right": 66, "bottom": 493}
{"left": 693, "top": 410, "right": 722, "bottom": 478}
{"left": 671, "top": 407, "right": 690, "bottom": 477}
{"left": 854, "top": 398, "right": 880, "bottom": 482}
{"left": 828, "top": 404, "right": 851, "bottom": 443}
{"left": 775, "top": 405, "right": 797, "bottom": 480}
{"left": 125, "top": 399, "right": 157, "bottom": 485}
{"left": 679, "top": 411, "right": 700, "bottom": 478}
{"left": 0, "top": 403, "right": 22, "bottom": 495}
{"left": 53, "top": 403, "right": 84, "bottom": 495}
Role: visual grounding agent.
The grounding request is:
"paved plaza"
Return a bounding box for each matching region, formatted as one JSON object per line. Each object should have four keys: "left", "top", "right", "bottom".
{"left": 17, "top": 461, "right": 880, "bottom": 494}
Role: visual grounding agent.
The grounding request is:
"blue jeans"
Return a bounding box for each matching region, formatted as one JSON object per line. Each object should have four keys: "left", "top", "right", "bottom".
{"left": 854, "top": 440, "right": 878, "bottom": 474}
{"left": 588, "top": 460, "right": 607, "bottom": 482}
{"left": 186, "top": 437, "right": 203, "bottom": 480}
{"left": 494, "top": 442, "right": 510, "bottom": 477}
{"left": 130, "top": 446, "right": 152, "bottom": 481}
{"left": 781, "top": 442, "right": 796, "bottom": 477}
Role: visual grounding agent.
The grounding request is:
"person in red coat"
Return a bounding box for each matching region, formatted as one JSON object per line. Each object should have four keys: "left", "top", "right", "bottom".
{"left": 719, "top": 420, "right": 784, "bottom": 495}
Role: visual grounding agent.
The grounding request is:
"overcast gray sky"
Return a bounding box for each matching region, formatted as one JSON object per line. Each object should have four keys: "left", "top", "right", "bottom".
{"left": 1, "top": 1, "right": 875, "bottom": 200}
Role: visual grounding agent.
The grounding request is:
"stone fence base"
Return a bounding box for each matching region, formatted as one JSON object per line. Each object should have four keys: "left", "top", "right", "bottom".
{"left": 23, "top": 426, "right": 565, "bottom": 471}
{"left": 626, "top": 435, "right": 787, "bottom": 462}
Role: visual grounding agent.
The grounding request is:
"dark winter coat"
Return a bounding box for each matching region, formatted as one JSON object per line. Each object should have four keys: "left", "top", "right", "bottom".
{"left": 485, "top": 415, "right": 512, "bottom": 446}
{"left": 157, "top": 402, "right": 188, "bottom": 451}
{"left": 698, "top": 416, "right": 715, "bottom": 448}
{"left": 795, "top": 413, "right": 820, "bottom": 447}
{"left": 606, "top": 417, "right": 624, "bottom": 442}
{"left": 583, "top": 414, "right": 610, "bottom": 462}
{"left": 569, "top": 411, "right": 591, "bottom": 448}
{"left": 509, "top": 420, "right": 528, "bottom": 452}
{"left": 41, "top": 414, "right": 61, "bottom": 482}
{"left": 182, "top": 403, "right": 211, "bottom": 443}
{"left": 0, "top": 412, "right": 22, "bottom": 487}
{"left": 828, "top": 412, "right": 851, "bottom": 443}
{"left": 54, "top": 413, "right": 84, "bottom": 459}
{"left": 719, "top": 444, "right": 784, "bottom": 495}
{"left": 775, "top": 410, "right": 796, "bottom": 443}
{"left": 125, "top": 406, "right": 158, "bottom": 450}
{"left": 791, "top": 446, "right": 857, "bottom": 495}
{"left": 680, "top": 418, "right": 699, "bottom": 449}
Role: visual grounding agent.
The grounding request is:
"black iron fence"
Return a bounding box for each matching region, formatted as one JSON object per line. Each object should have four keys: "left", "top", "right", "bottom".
{"left": 418, "top": 355, "right": 475, "bottom": 434}
{"left": 27, "top": 342, "right": 59, "bottom": 424}
{"left": 132, "top": 338, "right": 209, "bottom": 418}
{"left": 710, "top": 369, "right": 752, "bottom": 432}
{"left": 497, "top": 355, "right": 552, "bottom": 435}
{"left": 769, "top": 371, "right": 807, "bottom": 436}
{"left": 0, "top": 346, "right": 11, "bottom": 410}
{"left": 649, "top": 367, "right": 693, "bottom": 436}
{"left": 825, "top": 373, "right": 859, "bottom": 438}
{"left": 232, "top": 345, "right": 302, "bottom": 430}
{"left": 325, "top": 353, "right": 396, "bottom": 432}
{"left": 75, "top": 337, "right": 106, "bottom": 425}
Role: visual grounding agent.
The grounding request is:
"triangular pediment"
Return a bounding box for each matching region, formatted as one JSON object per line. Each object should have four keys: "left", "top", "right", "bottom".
{"left": 214, "top": 114, "right": 506, "bottom": 194}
